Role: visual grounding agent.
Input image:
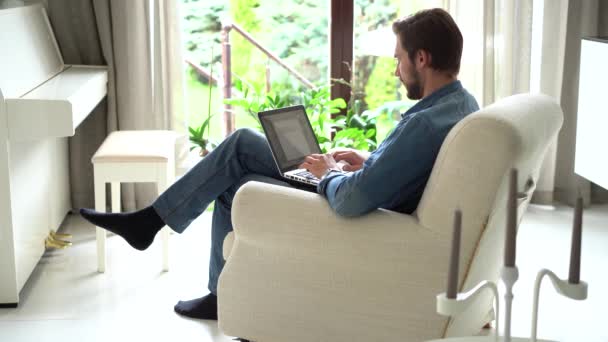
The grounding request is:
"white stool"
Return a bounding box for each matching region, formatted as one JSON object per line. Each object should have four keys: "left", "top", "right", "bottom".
{"left": 92, "top": 130, "right": 177, "bottom": 273}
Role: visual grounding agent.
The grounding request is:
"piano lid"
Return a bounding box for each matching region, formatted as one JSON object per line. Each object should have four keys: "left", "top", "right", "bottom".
{"left": 0, "top": 4, "right": 64, "bottom": 99}
{"left": 0, "top": 4, "right": 108, "bottom": 141}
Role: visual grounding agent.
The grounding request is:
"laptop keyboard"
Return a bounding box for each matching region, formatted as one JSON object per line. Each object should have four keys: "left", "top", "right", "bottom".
{"left": 285, "top": 169, "right": 319, "bottom": 185}
{"left": 294, "top": 170, "right": 317, "bottom": 179}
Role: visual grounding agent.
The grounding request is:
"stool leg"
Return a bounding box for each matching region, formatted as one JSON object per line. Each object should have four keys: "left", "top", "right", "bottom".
{"left": 161, "top": 225, "right": 170, "bottom": 272}
{"left": 95, "top": 178, "right": 106, "bottom": 273}
{"left": 158, "top": 169, "right": 170, "bottom": 272}
{"left": 111, "top": 183, "right": 120, "bottom": 213}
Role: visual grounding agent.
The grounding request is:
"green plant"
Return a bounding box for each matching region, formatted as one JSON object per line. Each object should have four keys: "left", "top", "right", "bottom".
{"left": 223, "top": 75, "right": 291, "bottom": 131}
{"left": 180, "top": 0, "right": 403, "bottom": 140}
{"left": 300, "top": 85, "right": 347, "bottom": 152}
{"left": 189, "top": 47, "right": 218, "bottom": 156}
{"left": 316, "top": 77, "right": 379, "bottom": 152}
{"left": 225, "top": 77, "right": 344, "bottom": 151}
{"left": 225, "top": 76, "right": 383, "bottom": 153}
{"left": 189, "top": 115, "right": 218, "bottom": 156}
{"left": 331, "top": 99, "right": 379, "bottom": 152}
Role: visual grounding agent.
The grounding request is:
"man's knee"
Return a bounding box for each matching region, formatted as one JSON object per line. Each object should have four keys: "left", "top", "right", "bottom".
{"left": 233, "top": 127, "right": 265, "bottom": 147}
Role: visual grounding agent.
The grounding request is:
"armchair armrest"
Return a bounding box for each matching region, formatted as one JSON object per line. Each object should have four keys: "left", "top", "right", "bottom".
{"left": 227, "top": 181, "right": 443, "bottom": 257}
{"left": 218, "top": 181, "right": 453, "bottom": 341}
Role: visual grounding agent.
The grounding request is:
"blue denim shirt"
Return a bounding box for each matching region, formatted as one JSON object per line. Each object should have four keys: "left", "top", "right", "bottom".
{"left": 317, "top": 80, "right": 479, "bottom": 217}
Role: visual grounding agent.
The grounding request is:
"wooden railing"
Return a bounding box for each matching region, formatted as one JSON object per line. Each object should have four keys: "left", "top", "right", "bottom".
{"left": 185, "top": 59, "right": 218, "bottom": 86}
{"left": 221, "top": 22, "right": 316, "bottom": 136}
{"left": 186, "top": 22, "right": 316, "bottom": 137}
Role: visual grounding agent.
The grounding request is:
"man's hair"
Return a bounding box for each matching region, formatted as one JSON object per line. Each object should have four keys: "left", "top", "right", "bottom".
{"left": 392, "top": 8, "right": 463, "bottom": 76}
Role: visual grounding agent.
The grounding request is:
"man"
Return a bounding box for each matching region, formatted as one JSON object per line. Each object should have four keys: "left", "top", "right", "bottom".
{"left": 80, "top": 8, "right": 478, "bottom": 321}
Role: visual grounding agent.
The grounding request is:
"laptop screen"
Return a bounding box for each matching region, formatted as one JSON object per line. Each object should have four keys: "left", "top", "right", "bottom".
{"left": 259, "top": 105, "right": 321, "bottom": 172}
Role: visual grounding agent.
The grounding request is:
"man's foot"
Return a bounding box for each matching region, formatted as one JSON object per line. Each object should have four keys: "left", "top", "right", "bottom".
{"left": 79, "top": 206, "right": 164, "bottom": 251}
{"left": 174, "top": 293, "right": 218, "bottom": 320}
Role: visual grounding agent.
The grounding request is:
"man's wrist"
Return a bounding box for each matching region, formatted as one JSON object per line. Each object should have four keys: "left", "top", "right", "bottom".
{"left": 320, "top": 168, "right": 342, "bottom": 180}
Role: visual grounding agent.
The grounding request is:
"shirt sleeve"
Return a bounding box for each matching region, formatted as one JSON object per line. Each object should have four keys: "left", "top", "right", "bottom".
{"left": 317, "top": 115, "right": 441, "bottom": 217}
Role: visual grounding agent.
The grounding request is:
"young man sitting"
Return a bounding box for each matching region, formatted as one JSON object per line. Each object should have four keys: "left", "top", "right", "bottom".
{"left": 81, "top": 8, "right": 479, "bottom": 321}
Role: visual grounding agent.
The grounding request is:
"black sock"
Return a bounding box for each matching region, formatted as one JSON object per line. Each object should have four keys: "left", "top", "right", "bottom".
{"left": 79, "top": 206, "right": 165, "bottom": 251}
{"left": 174, "top": 293, "right": 218, "bottom": 320}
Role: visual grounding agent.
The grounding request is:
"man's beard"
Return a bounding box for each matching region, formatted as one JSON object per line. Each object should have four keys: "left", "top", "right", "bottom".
{"left": 404, "top": 69, "right": 423, "bottom": 100}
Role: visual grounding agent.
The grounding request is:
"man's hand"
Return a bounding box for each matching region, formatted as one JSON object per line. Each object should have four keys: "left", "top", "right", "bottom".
{"left": 331, "top": 148, "right": 369, "bottom": 172}
{"left": 299, "top": 153, "right": 340, "bottom": 179}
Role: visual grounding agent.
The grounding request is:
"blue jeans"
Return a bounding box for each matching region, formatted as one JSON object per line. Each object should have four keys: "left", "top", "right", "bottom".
{"left": 152, "top": 128, "right": 292, "bottom": 295}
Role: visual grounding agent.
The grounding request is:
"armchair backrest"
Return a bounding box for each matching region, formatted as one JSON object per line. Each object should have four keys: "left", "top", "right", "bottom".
{"left": 415, "top": 93, "right": 563, "bottom": 336}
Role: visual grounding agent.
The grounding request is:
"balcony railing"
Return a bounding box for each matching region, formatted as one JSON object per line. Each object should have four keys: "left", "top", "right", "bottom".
{"left": 186, "top": 22, "right": 315, "bottom": 137}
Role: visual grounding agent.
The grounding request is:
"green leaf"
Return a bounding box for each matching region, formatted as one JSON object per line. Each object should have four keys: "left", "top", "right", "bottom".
{"left": 317, "top": 136, "right": 330, "bottom": 143}
{"left": 200, "top": 114, "right": 214, "bottom": 130}
{"left": 265, "top": 95, "right": 274, "bottom": 106}
{"left": 330, "top": 98, "right": 347, "bottom": 109}
{"left": 189, "top": 133, "right": 198, "bottom": 140}
{"left": 233, "top": 78, "right": 243, "bottom": 92}
{"left": 251, "top": 102, "right": 261, "bottom": 113}
{"left": 362, "top": 109, "right": 382, "bottom": 120}
{"left": 332, "top": 118, "right": 347, "bottom": 127}
{"left": 223, "top": 98, "right": 249, "bottom": 107}
{"left": 317, "top": 113, "right": 325, "bottom": 128}
{"left": 348, "top": 114, "right": 367, "bottom": 129}
{"left": 356, "top": 141, "right": 369, "bottom": 150}
{"left": 333, "top": 129, "right": 351, "bottom": 140}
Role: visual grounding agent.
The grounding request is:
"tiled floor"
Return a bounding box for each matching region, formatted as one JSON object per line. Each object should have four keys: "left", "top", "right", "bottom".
{"left": 508, "top": 204, "right": 608, "bottom": 342}
{"left": 0, "top": 212, "right": 235, "bottom": 342}
{"left": 0, "top": 204, "right": 606, "bottom": 342}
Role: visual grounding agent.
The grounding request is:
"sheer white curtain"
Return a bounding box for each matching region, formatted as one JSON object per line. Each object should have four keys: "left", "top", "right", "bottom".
{"left": 448, "top": 0, "right": 536, "bottom": 106}
{"left": 447, "top": 0, "right": 608, "bottom": 205}
{"left": 446, "top": 0, "right": 533, "bottom": 109}
{"left": 48, "top": 0, "right": 185, "bottom": 210}
{"left": 99, "top": 0, "right": 186, "bottom": 210}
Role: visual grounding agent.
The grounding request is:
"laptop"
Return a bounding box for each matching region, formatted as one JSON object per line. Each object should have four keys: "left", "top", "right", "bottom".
{"left": 258, "top": 105, "right": 325, "bottom": 187}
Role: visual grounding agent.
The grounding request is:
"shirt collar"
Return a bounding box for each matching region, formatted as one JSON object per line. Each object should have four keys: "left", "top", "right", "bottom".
{"left": 402, "top": 80, "right": 463, "bottom": 118}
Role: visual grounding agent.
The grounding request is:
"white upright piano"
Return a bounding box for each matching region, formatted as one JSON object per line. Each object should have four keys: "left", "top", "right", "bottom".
{"left": 0, "top": 4, "right": 107, "bottom": 306}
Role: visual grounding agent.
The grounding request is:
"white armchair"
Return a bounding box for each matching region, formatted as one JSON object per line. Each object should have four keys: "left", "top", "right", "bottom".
{"left": 218, "top": 94, "right": 563, "bottom": 341}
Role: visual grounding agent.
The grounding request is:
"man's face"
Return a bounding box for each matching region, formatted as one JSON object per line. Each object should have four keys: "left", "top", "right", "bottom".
{"left": 394, "top": 38, "right": 423, "bottom": 100}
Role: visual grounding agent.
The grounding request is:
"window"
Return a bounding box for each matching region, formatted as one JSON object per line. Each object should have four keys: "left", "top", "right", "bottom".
{"left": 179, "top": 0, "right": 329, "bottom": 144}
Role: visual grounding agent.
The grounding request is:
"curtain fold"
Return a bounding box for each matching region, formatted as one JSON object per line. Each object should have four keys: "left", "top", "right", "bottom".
{"left": 495, "top": 0, "right": 533, "bottom": 98}
{"left": 532, "top": 0, "right": 569, "bottom": 204}
{"left": 47, "top": 0, "right": 185, "bottom": 211}
{"left": 152, "top": 0, "right": 186, "bottom": 132}
{"left": 448, "top": 0, "right": 534, "bottom": 105}
{"left": 450, "top": 0, "right": 608, "bottom": 206}
{"left": 47, "top": 0, "right": 110, "bottom": 209}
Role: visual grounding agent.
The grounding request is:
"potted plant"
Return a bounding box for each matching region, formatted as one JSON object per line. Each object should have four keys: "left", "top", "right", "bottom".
{"left": 189, "top": 46, "right": 218, "bottom": 157}
{"left": 189, "top": 115, "right": 217, "bottom": 157}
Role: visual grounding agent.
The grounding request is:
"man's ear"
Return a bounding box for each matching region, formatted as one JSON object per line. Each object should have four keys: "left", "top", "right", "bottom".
{"left": 416, "top": 49, "right": 432, "bottom": 68}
